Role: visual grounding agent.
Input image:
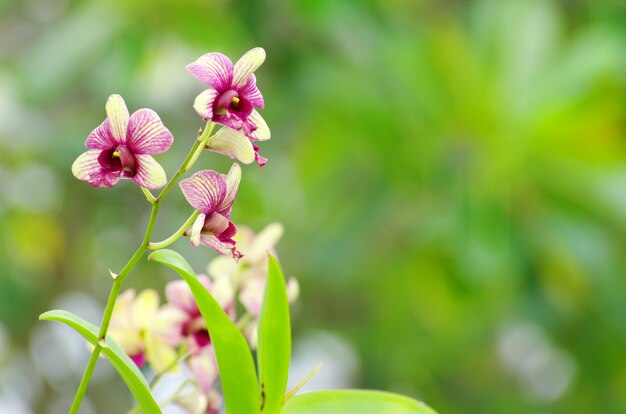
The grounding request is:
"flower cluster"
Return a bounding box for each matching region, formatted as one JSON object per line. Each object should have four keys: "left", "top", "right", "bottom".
{"left": 108, "top": 224, "right": 298, "bottom": 414}
{"left": 208, "top": 223, "right": 299, "bottom": 347}
{"left": 72, "top": 47, "right": 272, "bottom": 258}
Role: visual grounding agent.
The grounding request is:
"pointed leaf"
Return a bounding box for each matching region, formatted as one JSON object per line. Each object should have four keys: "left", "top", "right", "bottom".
{"left": 148, "top": 249, "right": 260, "bottom": 414}
{"left": 257, "top": 255, "right": 291, "bottom": 414}
{"left": 39, "top": 310, "right": 162, "bottom": 413}
{"left": 281, "top": 390, "right": 438, "bottom": 414}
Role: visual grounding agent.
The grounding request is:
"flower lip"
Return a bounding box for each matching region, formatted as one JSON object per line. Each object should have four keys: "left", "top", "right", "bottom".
{"left": 117, "top": 146, "right": 137, "bottom": 176}
{"left": 214, "top": 90, "right": 239, "bottom": 115}
{"left": 192, "top": 329, "right": 212, "bottom": 348}
{"left": 130, "top": 352, "right": 147, "bottom": 368}
{"left": 97, "top": 149, "right": 123, "bottom": 172}
{"left": 97, "top": 146, "right": 137, "bottom": 176}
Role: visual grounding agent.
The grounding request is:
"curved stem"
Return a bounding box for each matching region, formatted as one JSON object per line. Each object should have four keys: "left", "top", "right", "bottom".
{"left": 69, "top": 122, "right": 214, "bottom": 414}
{"left": 148, "top": 210, "right": 201, "bottom": 250}
{"left": 184, "top": 122, "right": 215, "bottom": 173}
{"left": 141, "top": 187, "right": 157, "bottom": 204}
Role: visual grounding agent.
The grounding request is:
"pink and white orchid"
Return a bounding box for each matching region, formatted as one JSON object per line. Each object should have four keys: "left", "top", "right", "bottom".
{"left": 179, "top": 164, "right": 243, "bottom": 260}
{"left": 208, "top": 223, "right": 299, "bottom": 348}
{"left": 72, "top": 94, "right": 173, "bottom": 189}
{"left": 159, "top": 276, "right": 235, "bottom": 395}
{"left": 186, "top": 48, "right": 270, "bottom": 166}
{"left": 108, "top": 289, "right": 179, "bottom": 373}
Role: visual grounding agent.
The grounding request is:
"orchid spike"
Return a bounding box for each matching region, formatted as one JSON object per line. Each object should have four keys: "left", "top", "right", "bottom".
{"left": 72, "top": 94, "right": 173, "bottom": 189}
{"left": 186, "top": 48, "right": 271, "bottom": 166}
{"left": 179, "top": 164, "right": 243, "bottom": 259}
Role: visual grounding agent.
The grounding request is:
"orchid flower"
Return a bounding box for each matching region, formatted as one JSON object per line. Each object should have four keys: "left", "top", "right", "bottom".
{"left": 159, "top": 276, "right": 235, "bottom": 394}
{"left": 179, "top": 164, "right": 243, "bottom": 260}
{"left": 186, "top": 48, "right": 270, "bottom": 166}
{"left": 208, "top": 223, "right": 299, "bottom": 348}
{"left": 108, "top": 289, "right": 179, "bottom": 373}
{"left": 72, "top": 94, "right": 173, "bottom": 189}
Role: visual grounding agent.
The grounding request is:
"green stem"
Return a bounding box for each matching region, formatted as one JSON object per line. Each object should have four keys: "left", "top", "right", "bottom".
{"left": 69, "top": 246, "right": 149, "bottom": 414}
{"left": 148, "top": 210, "right": 201, "bottom": 250}
{"left": 183, "top": 122, "right": 215, "bottom": 174}
{"left": 69, "top": 122, "right": 214, "bottom": 414}
{"left": 141, "top": 187, "right": 157, "bottom": 204}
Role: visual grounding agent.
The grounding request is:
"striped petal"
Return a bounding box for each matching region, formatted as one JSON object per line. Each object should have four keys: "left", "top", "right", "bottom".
{"left": 85, "top": 119, "right": 116, "bottom": 150}
{"left": 71, "top": 149, "right": 121, "bottom": 188}
{"left": 186, "top": 52, "right": 233, "bottom": 90}
{"left": 218, "top": 163, "right": 241, "bottom": 216}
{"left": 105, "top": 94, "right": 129, "bottom": 144}
{"left": 248, "top": 110, "right": 270, "bottom": 141}
{"left": 239, "top": 75, "right": 264, "bottom": 108}
{"left": 199, "top": 233, "right": 236, "bottom": 256}
{"left": 132, "top": 154, "right": 167, "bottom": 189}
{"left": 193, "top": 89, "right": 220, "bottom": 121}
{"left": 232, "top": 47, "right": 266, "bottom": 89}
{"left": 207, "top": 127, "right": 255, "bottom": 164}
{"left": 127, "top": 109, "right": 174, "bottom": 154}
{"left": 179, "top": 170, "right": 227, "bottom": 214}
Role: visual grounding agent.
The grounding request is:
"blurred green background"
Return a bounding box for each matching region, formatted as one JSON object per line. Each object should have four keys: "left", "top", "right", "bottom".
{"left": 1, "top": 0, "right": 626, "bottom": 412}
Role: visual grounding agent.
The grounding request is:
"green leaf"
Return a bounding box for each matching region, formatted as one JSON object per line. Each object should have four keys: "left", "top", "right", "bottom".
{"left": 281, "top": 390, "right": 438, "bottom": 414}
{"left": 148, "top": 249, "right": 260, "bottom": 414}
{"left": 39, "top": 309, "right": 162, "bottom": 413}
{"left": 257, "top": 254, "right": 291, "bottom": 414}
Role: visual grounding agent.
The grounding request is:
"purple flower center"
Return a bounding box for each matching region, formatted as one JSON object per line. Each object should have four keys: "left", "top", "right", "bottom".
{"left": 193, "top": 329, "right": 212, "bottom": 348}
{"left": 130, "top": 352, "right": 146, "bottom": 367}
{"left": 181, "top": 315, "right": 212, "bottom": 349}
{"left": 214, "top": 89, "right": 240, "bottom": 115}
{"left": 98, "top": 146, "right": 137, "bottom": 177}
